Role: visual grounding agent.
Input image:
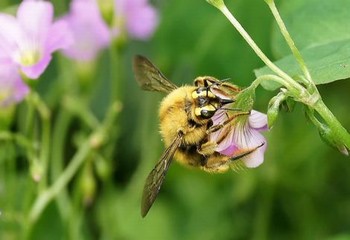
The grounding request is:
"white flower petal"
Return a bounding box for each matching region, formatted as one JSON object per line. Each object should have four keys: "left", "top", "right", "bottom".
{"left": 210, "top": 109, "right": 268, "bottom": 168}
{"left": 215, "top": 126, "right": 236, "bottom": 153}
{"left": 239, "top": 129, "right": 267, "bottom": 168}
{"left": 0, "top": 61, "right": 29, "bottom": 106}
{"left": 17, "top": 0, "right": 53, "bottom": 38}
{"left": 0, "top": 14, "right": 23, "bottom": 61}
{"left": 249, "top": 110, "right": 268, "bottom": 131}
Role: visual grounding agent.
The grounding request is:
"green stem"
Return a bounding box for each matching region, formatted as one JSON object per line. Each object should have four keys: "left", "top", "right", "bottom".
{"left": 250, "top": 74, "right": 289, "bottom": 89}
{"left": 23, "top": 99, "right": 35, "bottom": 136}
{"left": 110, "top": 42, "right": 122, "bottom": 102}
{"left": 51, "top": 109, "right": 73, "bottom": 222}
{"left": 0, "top": 131, "right": 34, "bottom": 155}
{"left": 27, "top": 92, "right": 51, "bottom": 187}
{"left": 266, "top": 0, "right": 312, "bottom": 82}
{"left": 28, "top": 138, "right": 91, "bottom": 224}
{"left": 207, "top": 0, "right": 310, "bottom": 101}
{"left": 250, "top": 75, "right": 315, "bottom": 107}
{"left": 207, "top": 0, "right": 350, "bottom": 153}
{"left": 209, "top": 2, "right": 288, "bottom": 80}
{"left": 27, "top": 101, "right": 121, "bottom": 225}
{"left": 63, "top": 95, "right": 100, "bottom": 129}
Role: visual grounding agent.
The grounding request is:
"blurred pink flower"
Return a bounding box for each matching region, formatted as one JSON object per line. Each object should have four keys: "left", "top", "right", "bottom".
{"left": 62, "top": 0, "right": 111, "bottom": 61}
{"left": 210, "top": 110, "right": 268, "bottom": 168}
{"left": 0, "top": 0, "right": 72, "bottom": 79}
{"left": 0, "top": 60, "right": 29, "bottom": 107}
{"left": 115, "top": 0, "right": 159, "bottom": 40}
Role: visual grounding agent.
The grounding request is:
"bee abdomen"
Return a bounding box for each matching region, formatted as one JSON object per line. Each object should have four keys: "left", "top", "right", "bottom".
{"left": 175, "top": 144, "right": 206, "bottom": 167}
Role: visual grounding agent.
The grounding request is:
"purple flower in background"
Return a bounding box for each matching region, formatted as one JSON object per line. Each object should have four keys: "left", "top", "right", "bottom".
{"left": 0, "top": 0, "right": 72, "bottom": 79}
{"left": 0, "top": 61, "right": 29, "bottom": 107}
{"left": 114, "top": 0, "right": 159, "bottom": 40}
{"left": 210, "top": 110, "right": 268, "bottom": 168}
{"left": 62, "top": 0, "right": 111, "bottom": 61}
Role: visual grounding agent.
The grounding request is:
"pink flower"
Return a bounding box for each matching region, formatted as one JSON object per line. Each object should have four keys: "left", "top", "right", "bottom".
{"left": 114, "top": 0, "right": 159, "bottom": 40}
{"left": 210, "top": 110, "right": 268, "bottom": 168}
{"left": 0, "top": 60, "right": 29, "bottom": 107}
{"left": 62, "top": 0, "right": 111, "bottom": 61}
{"left": 0, "top": 0, "right": 72, "bottom": 79}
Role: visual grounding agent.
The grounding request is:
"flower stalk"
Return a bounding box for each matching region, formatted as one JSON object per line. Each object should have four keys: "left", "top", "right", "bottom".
{"left": 206, "top": 0, "right": 350, "bottom": 154}
{"left": 27, "top": 101, "right": 121, "bottom": 226}
{"left": 265, "top": 0, "right": 312, "bottom": 83}
{"left": 206, "top": 0, "right": 311, "bottom": 104}
{"left": 26, "top": 92, "right": 51, "bottom": 186}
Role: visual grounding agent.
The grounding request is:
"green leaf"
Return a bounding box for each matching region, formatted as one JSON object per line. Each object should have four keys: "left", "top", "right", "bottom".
{"left": 254, "top": 0, "right": 350, "bottom": 90}
{"left": 255, "top": 39, "right": 350, "bottom": 90}
{"left": 271, "top": 0, "right": 350, "bottom": 58}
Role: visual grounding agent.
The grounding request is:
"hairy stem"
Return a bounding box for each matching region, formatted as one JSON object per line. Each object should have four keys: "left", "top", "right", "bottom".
{"left": 207, "top": 0, "right": 310, "bottom": 101}
{"left": 266, "top": 0, "right": 312, "bottom": 82}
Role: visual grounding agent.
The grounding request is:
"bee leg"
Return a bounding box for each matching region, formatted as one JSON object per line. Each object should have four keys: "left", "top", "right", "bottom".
{"left": 197, "top": 141, "right": 217, "bottom": 156}
{"left": 229, "top": 142, "right": 265, "bottom": 162}
{"left": 203, "top": 143, "right": 265, "bottom": 172}
{"left": 206, "top": 111, "right": 250, "bottom": 134}
{"left": 202, "top": 154, "right": 231, "bottom": 173}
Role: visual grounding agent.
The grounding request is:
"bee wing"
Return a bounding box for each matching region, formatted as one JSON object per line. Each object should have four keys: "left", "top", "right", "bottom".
{"left": 141, "top": 133, "right": 183, "bottom": 217}
{"left": 133, "top": 55, "right": 178, "bottom": 93}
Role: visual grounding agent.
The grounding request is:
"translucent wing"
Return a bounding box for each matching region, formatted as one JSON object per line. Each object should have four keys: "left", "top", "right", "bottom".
{"left": 141, "top": 133, "right": 183, "bottom": 217}
{"left": 133, "top": 55, "right": 178, "bottom": 93}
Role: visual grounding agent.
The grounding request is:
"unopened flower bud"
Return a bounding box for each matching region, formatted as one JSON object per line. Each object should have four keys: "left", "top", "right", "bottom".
{"left": 80, "top": 162, "right": 96, "bottom": 206}
{"left": 267, "top": 92, "right": 286, "bottom": 128}
{"left": 30, "top": 159, "right": 43, "bottom": 182}
{"left": 94, "top": 155, "right": 111, "bottom": 180}
{"left": 318, "top": 124, "right": 349, "bottom": 156}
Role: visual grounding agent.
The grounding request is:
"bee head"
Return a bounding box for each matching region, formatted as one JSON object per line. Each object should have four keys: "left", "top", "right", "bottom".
{"left": 191, "top": 87, "right": 216, "bottom": 105}
{"left": 191, "top": 84, "right": 233, "bottom": 120}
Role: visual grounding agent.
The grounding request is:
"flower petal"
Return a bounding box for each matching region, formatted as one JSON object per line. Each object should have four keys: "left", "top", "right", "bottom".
{"left": 211, "top": 109, "right": 226, "bottom": 125}
{"left": 126, "top": 4, "right": 159, "bottom": 39}
{"left": 114, "top": 0, "right": 159, "bottom": 40}
{"left": 249, "top": 110, "right": 268, "bottom": 131}
{"left": 210, "top": 109, "right": 268, "bottom": 168}
{"left": 47, "top": 19, "right": 74, "bottom": 53}
{"left": 15, "top": 0, "right": 53, "bottom": 66}
{"left": 0, "top": 14, "right": 23, "bottom": 60}
{"left": 0, "top": 61, "right": 29, "bottom": 107}
{"left": 61, "top": 0, "right": 110, "bottom": 61}
{"left": 239, "top": 129, "right": 267, "bottom": 168}
{"left": 17, "top": 0, "right": 53, "bottom": 38}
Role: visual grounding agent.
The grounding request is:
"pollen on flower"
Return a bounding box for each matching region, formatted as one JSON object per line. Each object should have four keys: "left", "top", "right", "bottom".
{"left": 20, "top": 50, "right": 41, "bottom": 67}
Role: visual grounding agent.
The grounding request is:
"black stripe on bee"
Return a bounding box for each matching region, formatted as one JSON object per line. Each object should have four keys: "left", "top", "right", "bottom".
{"left": 177, "top": 144, "right": 206, "bottom": 166}
{"left": 187, "top": 119, "right": 202, "bottom": 128}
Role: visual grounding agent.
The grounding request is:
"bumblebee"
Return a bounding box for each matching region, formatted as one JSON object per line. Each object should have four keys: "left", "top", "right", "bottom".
{"left": 133, "top": 55, "right": 257, "bottom": 217}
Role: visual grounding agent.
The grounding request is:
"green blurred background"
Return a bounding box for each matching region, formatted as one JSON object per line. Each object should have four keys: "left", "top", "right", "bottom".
{"left": 1, "top": 0, "right": 350, "bottom": 239}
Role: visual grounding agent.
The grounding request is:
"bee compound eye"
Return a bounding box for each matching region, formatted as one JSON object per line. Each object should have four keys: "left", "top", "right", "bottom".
{"left": 200, "top": 109, "right": 215, "bottom": 119}
{"left": 200, "top": 105, "right": 217, "bottom": 119}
